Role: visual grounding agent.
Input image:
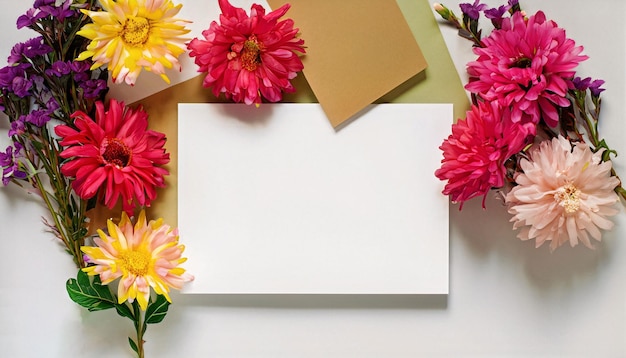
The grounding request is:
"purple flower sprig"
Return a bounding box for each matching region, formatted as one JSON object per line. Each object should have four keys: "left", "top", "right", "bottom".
{"left": 0, "top": 0, "right": 109, "bottom": 269}
{"left": 434, "top": 1, "right": 525, "bottom": 47}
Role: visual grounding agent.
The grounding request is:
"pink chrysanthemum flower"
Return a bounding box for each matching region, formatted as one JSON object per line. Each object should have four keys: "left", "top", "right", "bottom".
{"left": 435, "top": 101, "right": 531, "bottom": 208}
{"left": 506, "top": 136, "right": 620, "bottom": 251}
{"left": 82, "top": 210, "right": 193, "bottom": 310}
{"left": 187, "top": 0, "right": 305, "bottom": 105}
{"left": 465, "top": 11, "right": 587, "bottom": 127}
{"left": 55, "top": 99, "right": 170, "bottom": 214}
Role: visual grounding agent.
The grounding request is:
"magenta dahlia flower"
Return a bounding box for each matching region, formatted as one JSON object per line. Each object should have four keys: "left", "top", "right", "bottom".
{"left": 55, "top": 99, "right": 170, "bottom": 214}
{"left": 435, "top": 102, "right": 536, "bottom": 209}
{"left": 465, "top": 11, "right": 587, "bottom": 127}
{"left": 435, "top": 101, "right": 531, "bottom": 208}
{"left": 506, "top": 136, "right": 620, "bottom": 251}
{"left": 187, "top": 0, "right": 305, "bottom": 105}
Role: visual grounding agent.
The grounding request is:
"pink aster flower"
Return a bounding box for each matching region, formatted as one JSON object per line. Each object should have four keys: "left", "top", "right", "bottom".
{"left": 506, "top": 136, "right": 620, "bottom": 251}
{"left": 55, "top": 99, "right": 170, "bottom": 214}
{"left": 435, "top": 101, "right": 532, "bottom": 209}
{"left": 187, "top": 0, "right": 305, "bottom": 105}
{"left": 465, "top": 11, "right": 587, "bottom": 127}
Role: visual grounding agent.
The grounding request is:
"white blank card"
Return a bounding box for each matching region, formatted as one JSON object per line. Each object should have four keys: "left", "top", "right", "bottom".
{"left": 178, "top": 103, "right": 450, "bottom": 294}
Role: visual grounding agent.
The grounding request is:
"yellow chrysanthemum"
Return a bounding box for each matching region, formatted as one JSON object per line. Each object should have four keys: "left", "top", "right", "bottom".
{"left": 82, "top": 210, "right": 193, "bottom": 310}
{"left": 76, "top": 0, "right": 191, "bottom": 85}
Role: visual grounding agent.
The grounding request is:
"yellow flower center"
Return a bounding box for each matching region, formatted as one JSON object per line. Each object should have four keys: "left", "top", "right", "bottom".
{"left": 120, "top": 249, "right": 151, "bottom": 277}
{"left": 241, "top": 36, "right": 262, "bottom": 71}
{"left": 102, "top": 138, "right": 131, "bottom": 168}
{"left": 554, "top": 183, "right": 581, "bottom": 214}
{"left": 122, "top": 16, "right": 150, "bottom": 46}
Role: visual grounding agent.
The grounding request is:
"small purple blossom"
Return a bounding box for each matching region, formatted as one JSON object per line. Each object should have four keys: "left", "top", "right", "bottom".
{"left": 45, "top": 60, "right": 71, "bottom": 77}
{"left": 46, "top": 97, "right": 60, "bottom": 113}
{"left": 0, "top": 64, "right": 31, "bottom": 91}
{"left": 572, "top": 77, "right": 605, "bottom": 97}
{"left": 23, "top": 37, "right": 52, "bottom": 58}
{"left": 508, "top": 0, "right": 521, "bottom": 12}
{"left": 34, "top": 0, "right": 76, "bottom": 21}
{"left": 16, "top": 8, "right": 45, "bottom": 29}
{"left": 11, "top": 76, "right": 33, "bottom": 98}
{"left": 8, "top": 116, "right": 26, "bottom": 137}
{"left": 460, "top": 0, "right": 487, "bottom": 20}
{"left": 572, "top": 76, "right": 592, "bottom": 90}
{"left": 484, "top": 5, "right": 509, "bottom": 28}
{"left": 33, "top": 0, "right": 56, "bottom": 9}
{"left": 70, "top": 61, "right": 91, "bottom": 73}
{"left": 70, "top": 61, "right": 92, "bottom": 82}
{"left": 0, "top": 143, "right": 27, "bottom": 185}
{"left": 80, "top": 79, "right": 108, "bottom": 99}
{"left": 589, "top": 80, "right": 605, "bottom": 97}
{"left": 25, "top": 109, "right": 51, "bottom": 127}
{"left": 8, "top": 37, "right": 52, "bottom": 64}
{"left": 44, "top": 1, "right": 76, "bottom": 21}
{"left": 73, "top": 72, "right": 90, "bottom": 82}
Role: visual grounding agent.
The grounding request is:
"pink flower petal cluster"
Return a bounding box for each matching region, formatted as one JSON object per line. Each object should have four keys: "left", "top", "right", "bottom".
{"left": 55, "top": 100, "right": 170, "bottom": 214}
{"left": 435, "top": 101, "right": 531, "bottom": 208}
{"left": 465, "top": 11, "right": 587, "bottom": 127}
{"left": 506, "top": 136, "right": 620, "bottom": 251}
{"left": 187, "top": 0, "right": 305, "bottom": 105}
{"left": 82, "top": 210, "right": 193, "bottom": 311}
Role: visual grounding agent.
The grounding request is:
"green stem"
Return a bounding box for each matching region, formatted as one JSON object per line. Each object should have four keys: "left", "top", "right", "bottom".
{"left": 134, "top": 303, "right": 146, "bottom": 358}
{"left": 32, "top": 172, "right": 72, "bottom": 254}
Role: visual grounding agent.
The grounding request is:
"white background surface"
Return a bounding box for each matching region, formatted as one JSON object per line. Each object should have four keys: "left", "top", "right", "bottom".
{"left": 0, "top": 0, "right": 625, "bottom": 357}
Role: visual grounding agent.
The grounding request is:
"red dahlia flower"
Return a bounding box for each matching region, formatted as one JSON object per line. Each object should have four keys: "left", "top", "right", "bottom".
{"left": 435, "top": 101, "right": 531, "bottom": 209}
{"left": 465, "top": 11, "right": 587, "bottom": 127}
{"left": 55, "top": 100, "right": 170, "bottom": 214}
{"left": 187, "top": 0, "right": 305, "bottom": 105}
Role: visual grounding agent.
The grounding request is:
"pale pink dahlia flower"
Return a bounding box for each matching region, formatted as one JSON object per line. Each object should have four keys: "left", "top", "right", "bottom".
{"left": 82, "top": 210, "right": 193, "bottom": 310}
{"left": 187, "top": 0, "right": 305, "bottom": 105}
{"left": 435, "top": 101, "right": 531, "bottom": 208}
{"left": 506, "top": 136, "right": 620, "bottom": 251}
{"left": 465, "top": 11, "right": 587, "bottom": 127}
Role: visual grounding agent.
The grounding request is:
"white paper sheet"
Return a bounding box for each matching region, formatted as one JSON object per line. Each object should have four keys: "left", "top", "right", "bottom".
{"left": 178, "top": 103, "right": 450, "bottom": 294}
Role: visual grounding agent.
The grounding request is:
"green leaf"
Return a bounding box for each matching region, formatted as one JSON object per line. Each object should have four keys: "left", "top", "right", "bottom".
{"left": 145, "top": 294, "right": 170, "bottom": 324}
{"left": 128, "top": 337, "right": 138, "bottom": 354}
{"left": 115, "top": 302, "right": 135, "bottom": 321}
{"left": 66, "top": 270, "right": 115, "bottom": 312}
